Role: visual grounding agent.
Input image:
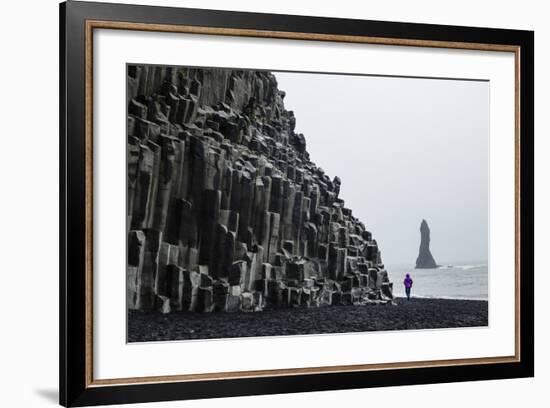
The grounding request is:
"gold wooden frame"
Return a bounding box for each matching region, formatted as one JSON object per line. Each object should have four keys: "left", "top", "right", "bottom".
{"left": 84, "top": 20, "right": 521, "bottom": 388}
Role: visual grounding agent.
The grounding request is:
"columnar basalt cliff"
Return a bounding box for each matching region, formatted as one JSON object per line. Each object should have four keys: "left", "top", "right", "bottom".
{"left": 126, "top": 65, "right": 393, "bottom": 313}
{"left": 415, "top": 219, "right": 438, "bottom": 269}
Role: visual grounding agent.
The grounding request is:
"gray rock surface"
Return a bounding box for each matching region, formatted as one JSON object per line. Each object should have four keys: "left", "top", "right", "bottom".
{"left": 127, "top": 65, "right": 393, "bottom": 312}
{"left": 415, "top": 219, "right": 438, "bottom": 269}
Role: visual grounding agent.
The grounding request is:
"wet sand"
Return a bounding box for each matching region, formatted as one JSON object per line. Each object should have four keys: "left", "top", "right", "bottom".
{"left": 128, "top": 297, "right": 488, "bottom": 342}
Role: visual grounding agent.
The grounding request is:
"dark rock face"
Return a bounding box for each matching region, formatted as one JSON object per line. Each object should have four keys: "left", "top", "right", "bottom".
{"left": 415, "top": 219, "right": 438, "bottom": 269}
{"left": 126, "top": 65, "right": 393, "bottom": 313}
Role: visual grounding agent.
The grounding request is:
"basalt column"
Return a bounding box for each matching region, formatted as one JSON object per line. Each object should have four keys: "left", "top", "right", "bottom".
{"left": 127, "top": 65, "right": 393, "bottom": 313}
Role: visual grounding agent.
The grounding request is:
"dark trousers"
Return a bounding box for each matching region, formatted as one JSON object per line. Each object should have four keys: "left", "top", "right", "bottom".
{"left": 405, "top": 287, "right": 411, "bottom": 300}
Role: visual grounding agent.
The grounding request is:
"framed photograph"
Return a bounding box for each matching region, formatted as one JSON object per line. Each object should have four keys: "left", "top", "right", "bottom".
{"left": 60, "top": 1, "right": 534, "bottom": 406}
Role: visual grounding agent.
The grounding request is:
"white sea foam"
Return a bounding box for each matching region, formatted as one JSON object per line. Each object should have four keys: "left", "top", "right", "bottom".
{"left": 438, "top": 264, "right": 487, "bottom": 270}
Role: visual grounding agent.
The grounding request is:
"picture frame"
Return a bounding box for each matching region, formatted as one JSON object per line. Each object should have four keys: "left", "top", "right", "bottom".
{"left": 59, "top": 1, "right": 534, "bottom": 406}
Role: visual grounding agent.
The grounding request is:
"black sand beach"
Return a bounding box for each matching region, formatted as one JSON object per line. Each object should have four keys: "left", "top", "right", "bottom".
{"left": 128, "top": 297, "right": 488, "bottom": 342}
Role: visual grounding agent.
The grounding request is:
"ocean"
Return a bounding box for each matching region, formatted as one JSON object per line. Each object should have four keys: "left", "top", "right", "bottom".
{"left": 386, "top": 262, "right": 488, "bottom": 300}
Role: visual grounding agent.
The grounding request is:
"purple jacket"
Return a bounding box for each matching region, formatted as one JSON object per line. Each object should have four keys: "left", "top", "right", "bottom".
{"left": 404, "top": 276, "right": 413, "bottom": 288}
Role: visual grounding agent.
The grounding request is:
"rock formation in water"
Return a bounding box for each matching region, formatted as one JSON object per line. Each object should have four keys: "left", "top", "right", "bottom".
{"left": 415, "top": 219, "right": 438, "bottom": 269}
{"left": 126, "top": 65, "right": 393, "bottom": 313}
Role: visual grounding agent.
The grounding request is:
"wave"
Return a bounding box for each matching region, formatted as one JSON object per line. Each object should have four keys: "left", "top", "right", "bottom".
{"left": 437, "top": 263, "right": 487, "bottom": 271}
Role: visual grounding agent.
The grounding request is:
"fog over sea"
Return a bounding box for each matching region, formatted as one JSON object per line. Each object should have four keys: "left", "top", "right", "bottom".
{"left": 387, "top": 262, "right": 488, "bottom": 300}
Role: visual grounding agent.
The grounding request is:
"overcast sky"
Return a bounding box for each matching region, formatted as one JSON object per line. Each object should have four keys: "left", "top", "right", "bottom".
{"left": 275, "top": 71, "right": 489, "bottom": 266}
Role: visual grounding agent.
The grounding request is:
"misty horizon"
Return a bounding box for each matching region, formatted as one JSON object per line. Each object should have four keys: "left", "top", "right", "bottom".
{"left": 275, "top": 71, "right": 489, "bottom": 266}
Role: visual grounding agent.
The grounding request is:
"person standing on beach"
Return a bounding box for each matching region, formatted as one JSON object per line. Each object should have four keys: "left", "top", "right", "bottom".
{"left": 404, "top": 274, "right": 413, "bottom": 301}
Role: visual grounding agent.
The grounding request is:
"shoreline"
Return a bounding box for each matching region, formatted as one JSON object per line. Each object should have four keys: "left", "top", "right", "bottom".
{"left": 128, "top": 297, "right": 488, "bottom": 343}
{"left": 394, "top": 295, "right": 488, "bottom": 301}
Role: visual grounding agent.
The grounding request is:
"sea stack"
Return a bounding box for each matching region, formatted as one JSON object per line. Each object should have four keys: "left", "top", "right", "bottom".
{"left": 415, "top": 219, "right": 438, "bottom": 269}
